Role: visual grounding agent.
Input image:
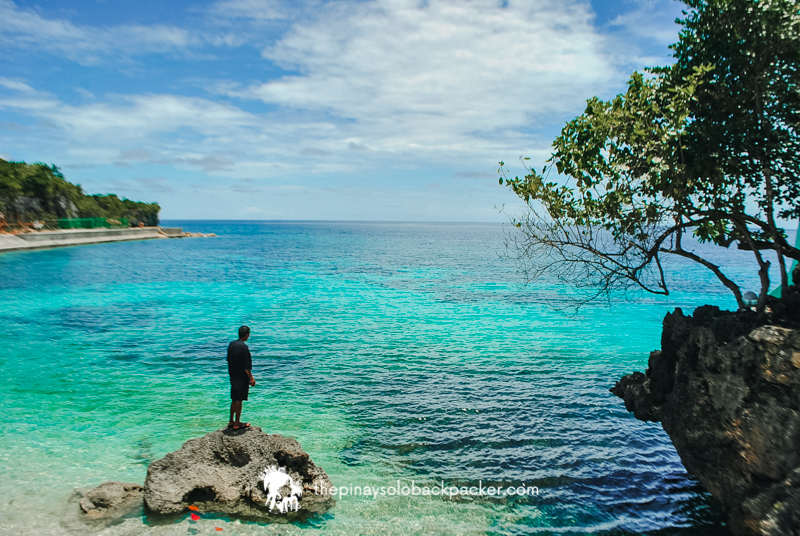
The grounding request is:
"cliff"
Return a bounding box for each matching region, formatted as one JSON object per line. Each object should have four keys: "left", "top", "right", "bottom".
{"left": 612, "top": 302, "right": 800, "bottom": 535}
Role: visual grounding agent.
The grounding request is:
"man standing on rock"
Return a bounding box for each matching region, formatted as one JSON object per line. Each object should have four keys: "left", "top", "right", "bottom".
{"left": 227, "top": 325, "right": 255, "bottom": 430}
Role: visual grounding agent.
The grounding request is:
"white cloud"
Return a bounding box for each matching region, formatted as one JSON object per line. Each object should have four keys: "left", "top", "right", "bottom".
{"left": 0, "top": 78, "right": 37, "bottom": 93}
{"left": 207, "top": 0, "right": 289, "bottom": 21}
{"left": 136, "top": 177, "right": 175, "bottom": 193}
{"left": 154, "top": 155, "right": 236, "bottom": 172}
{"left": 300, "top": 147, "right": 331, "bottom": 157}
{"left": 600, "top": 0, "right": 685, "bottom": 70}
{"left": 119, "top": 149, "right": 153, "bottom": 160}
{"left": 454, "top": 170, "right": 494, "bottom": 179}
{"left": 0, "top": 0, "right": 196, "bottom": 64}
{"left": 225, "top": 0, "right": 619, "bottom": 162}
{"left": 607, "top": 0, "right": 684, "bottom": 46}
{"left": 0, "top": 90, "right": 256, "bottom": 139}
{"left": 0, "top": 83, "right": 274, "bottom": 172}
{"left": 0, "top": 81, "right": 354, "bottom": 179}
{"left": 243, "top": 206, "right": 267, "bottom": 213}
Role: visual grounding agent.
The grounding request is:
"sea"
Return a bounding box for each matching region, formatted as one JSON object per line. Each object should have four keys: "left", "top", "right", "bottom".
{"left": 0, "top": 220, "right": 784, "bottom": 536}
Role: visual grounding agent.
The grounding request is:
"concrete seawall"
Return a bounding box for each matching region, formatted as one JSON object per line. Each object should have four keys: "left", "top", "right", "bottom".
{"left": 159, "top": 227, "right": 185, "bottom": 238}
{"left": 0, "top": 227, "right": 167, "bottom": 253}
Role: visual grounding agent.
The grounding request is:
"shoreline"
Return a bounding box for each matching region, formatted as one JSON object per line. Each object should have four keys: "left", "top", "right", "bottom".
{"left": 0, "top": 227, "right": 185, "bottom": 253}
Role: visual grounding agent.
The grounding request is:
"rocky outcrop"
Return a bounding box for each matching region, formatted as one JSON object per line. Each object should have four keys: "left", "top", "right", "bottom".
{"left": 0, "top": 195, "right": 77, "bottom": 221}
{"left": 144, "top": 426, "right": 334, "bottom": 519}
{"left": 64, "top": 427, "right": 332, "bottom": 531}
{"left": 52, "top": 195, "right": 78, "bottom": 219}
{"left": 612, "top": 305, "right": 800, "bottom": 535}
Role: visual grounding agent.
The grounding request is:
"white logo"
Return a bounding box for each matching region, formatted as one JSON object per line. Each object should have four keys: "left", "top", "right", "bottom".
{"left": 259, "top": 466, "right": 303, "bottom": 513}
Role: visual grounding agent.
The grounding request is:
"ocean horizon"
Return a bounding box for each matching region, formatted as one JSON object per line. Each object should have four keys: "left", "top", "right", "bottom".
{"left": 1, "top": 220, "right": 781, "bottom": 535}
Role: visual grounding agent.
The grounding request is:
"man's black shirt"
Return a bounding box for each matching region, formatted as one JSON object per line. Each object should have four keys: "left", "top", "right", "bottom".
{"left": 227, "top": 339, "right": 252, "bottom": 383}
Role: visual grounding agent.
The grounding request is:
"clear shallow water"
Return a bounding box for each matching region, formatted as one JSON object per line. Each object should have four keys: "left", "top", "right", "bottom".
{"left": 0, "top": 221, "right": 779, "bottom": 535}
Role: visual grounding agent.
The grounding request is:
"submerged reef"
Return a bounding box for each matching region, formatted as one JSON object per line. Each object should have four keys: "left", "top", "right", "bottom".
{"left": 612, "top": 302, "right": 800, "bottom": 536}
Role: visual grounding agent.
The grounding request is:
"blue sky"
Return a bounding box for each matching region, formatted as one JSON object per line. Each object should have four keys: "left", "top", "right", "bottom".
{"left": 0, "top": 0, "right": 686, "bottom": 220}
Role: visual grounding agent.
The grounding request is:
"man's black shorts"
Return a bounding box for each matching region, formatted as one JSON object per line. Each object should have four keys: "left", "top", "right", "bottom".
{"left": 231, "top": 380, "right": 249, "bottom": 401}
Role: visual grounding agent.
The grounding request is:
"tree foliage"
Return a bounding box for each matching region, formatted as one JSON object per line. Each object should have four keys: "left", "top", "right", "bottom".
{"left": 501, "top": 0, "right": 800, "bottom": 312}
{"left": 0, "top": 159, "right": 161, "bottom": 226}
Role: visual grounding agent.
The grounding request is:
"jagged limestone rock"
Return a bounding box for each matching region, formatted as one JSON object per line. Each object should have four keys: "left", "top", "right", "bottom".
{"left": 612, "top": 305, "right": 800, "bottom": 535}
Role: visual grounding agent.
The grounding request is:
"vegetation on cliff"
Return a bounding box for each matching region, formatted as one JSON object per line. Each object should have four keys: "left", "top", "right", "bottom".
{"left": 0, "top": 158, "right": 160, "bottom": 227}
{"left": 500, "top": 0, "right": 800, "bottom": 312}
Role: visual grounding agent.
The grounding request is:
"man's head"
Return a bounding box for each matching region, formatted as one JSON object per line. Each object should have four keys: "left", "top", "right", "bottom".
{"left": 239, "top": 325, "right": 251, "bottom": 341}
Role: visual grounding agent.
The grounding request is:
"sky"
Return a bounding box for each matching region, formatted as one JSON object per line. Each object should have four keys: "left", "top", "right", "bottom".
{"left": 0, "top": 0, "right": 687, "bottom": 221}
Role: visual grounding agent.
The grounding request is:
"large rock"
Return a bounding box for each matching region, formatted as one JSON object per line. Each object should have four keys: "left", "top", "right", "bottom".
{"left": 612, "top": 305, "right": 800, "bottom": 535}
{"left": 144, "top": 426, "right": 334, "bottom": 519}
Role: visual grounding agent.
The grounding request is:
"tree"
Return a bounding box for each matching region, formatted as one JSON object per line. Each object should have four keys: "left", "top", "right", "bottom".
{"left": 0, "top": 159, "right": 23, "bottom": 214}
{"left": 0, "top": 158, "right": 161, "bottom": 226}
{"left": 676, "top": 0, "right": 800, "bottom": 297}
{"left": 500, "top": 0, "right": 800, "bottom": 312}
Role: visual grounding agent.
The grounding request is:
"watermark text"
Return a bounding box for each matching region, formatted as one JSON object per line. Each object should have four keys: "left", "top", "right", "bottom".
{"left": 315, "top": 481, "right": 539, "bottom": 499}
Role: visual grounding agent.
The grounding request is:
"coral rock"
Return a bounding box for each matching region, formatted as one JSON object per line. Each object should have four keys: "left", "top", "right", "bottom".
{"left": 144, "top": 426, "right": 333, "bottom": 518}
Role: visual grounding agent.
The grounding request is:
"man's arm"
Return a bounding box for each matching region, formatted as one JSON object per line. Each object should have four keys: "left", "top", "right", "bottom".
{"left": 246, "top": 346, "right": 255, "bottom": 386}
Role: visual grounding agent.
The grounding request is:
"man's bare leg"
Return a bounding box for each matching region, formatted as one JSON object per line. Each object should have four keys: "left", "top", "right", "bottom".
{"left": 229, "top": 400, "right": 237, "bottom": 426}
{"left": 232, "top": 401, "right": 249, "bottom": 429}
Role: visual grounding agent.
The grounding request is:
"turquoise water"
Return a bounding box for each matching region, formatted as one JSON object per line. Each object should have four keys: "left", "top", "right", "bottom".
{"left": 0, "top": 221, "right": 775, "bottom": 535}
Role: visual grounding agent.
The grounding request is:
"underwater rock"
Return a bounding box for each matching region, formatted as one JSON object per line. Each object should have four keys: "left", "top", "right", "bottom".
{"left": 78, "top": 481, "right": 144, "bottom": 519}
{"left": 144, "top": 426, "right": 334, "bottom": 519}
{"left": 62, "top": 481, "right": 144, "bottom": 531}
{"left": 612, "top": 305, "right": 800, "bottom": 536}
